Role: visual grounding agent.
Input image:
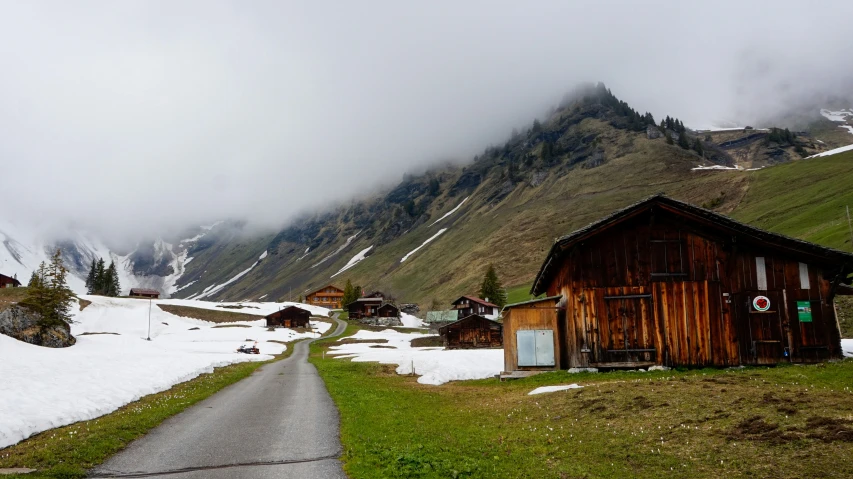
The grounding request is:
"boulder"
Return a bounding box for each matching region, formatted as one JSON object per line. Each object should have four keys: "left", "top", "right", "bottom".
{"left": 0, "top": 305, "right": 76, "bottom": 348}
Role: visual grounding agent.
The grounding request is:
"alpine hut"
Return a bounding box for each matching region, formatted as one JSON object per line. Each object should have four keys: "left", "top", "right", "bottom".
{"left": 129, "top": 288, "right": 160, "bottom": 299}
{"left": 265, "top": 305, "right": 311, "bottom": 328}
{"left": 439, "top": 314, "right": 503, "bottom": 349}
{"left": 346, "top": 297, "right": 383, "bottom": 319}
{"left": 0, "top": 273, "right": 21, "bottom": 288}
{"left": 503, "top": 195, "right": 853, "bottom": 374}
{"left": 377, "top": 303, "right": 400, "bottom": 318}
{"left": 305, "top": 284, "right": 344, "bottom": 309}
{"left": 451, "top": 296, "right": 499, "bottom": 319}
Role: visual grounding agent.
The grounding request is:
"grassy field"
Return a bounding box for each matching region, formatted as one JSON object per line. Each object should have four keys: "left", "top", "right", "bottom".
{"left": 0, "top": 287, "right": 28, "bottom": 311}
{"left": 505, "top": 283, "right": 535, "bottom": 305}
{"left": 311, "top": 324, "right": 853, "bottom": 479}
{"left": 155, "top": 304, "right": 264, "bottom": 323}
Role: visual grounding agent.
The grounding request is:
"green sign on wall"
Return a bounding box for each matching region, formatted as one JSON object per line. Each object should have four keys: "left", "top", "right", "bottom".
{"left": 797, "top": 301, "right": 813, "bottom": 322}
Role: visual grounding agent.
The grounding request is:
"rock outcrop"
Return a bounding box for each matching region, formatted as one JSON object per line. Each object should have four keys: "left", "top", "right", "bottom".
{"left": 0, "top": 305, "right": 76, "bottom": 348}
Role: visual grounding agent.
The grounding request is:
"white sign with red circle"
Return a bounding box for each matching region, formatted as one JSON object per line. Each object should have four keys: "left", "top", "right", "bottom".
{"left": 753, "top": 295, "right": 771, "bottom": 312}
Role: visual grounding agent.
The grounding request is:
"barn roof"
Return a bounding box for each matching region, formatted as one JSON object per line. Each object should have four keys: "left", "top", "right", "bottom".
{"left": 265, "top": 305, "right": 311, "bottom": 318}
{"left": 0, "top": 273, "right": 21, "bottom": 286}
{"left": 451, "top": 295, "right": 498, "bottom": 308}
{"left": 306, "top": 284, "right": 343, "bottom": 295}
{"left": 531, "top": 194, "right": 853, "bottom": 296}
{"left": 501, "top": 295, "right": 562, "bottom": 312}
{"left": 437, "top": 314, "right": 502, "bottom": 333}
{"left": 129, "top": 288, "right": 160, "bottom": 295}
{"left": 378, "top": 302, "right": 399, "bottom": 310}
{"left": 345, "top": 297, "right": 383, "bottom": 308}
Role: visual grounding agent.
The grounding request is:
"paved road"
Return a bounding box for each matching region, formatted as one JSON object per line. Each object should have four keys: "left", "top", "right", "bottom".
{"left": 90, "top": 318, "right": 348, "bottom": 478}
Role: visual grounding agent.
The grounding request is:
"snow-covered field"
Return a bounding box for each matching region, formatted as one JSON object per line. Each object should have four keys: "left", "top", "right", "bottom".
{"left": 0, "top": 296, "right": 331, "bottom": 449}
{"left": 843, "top": 339, "right": 853, "bottom": 358}
{"left": 327, "top": 329, "right": 502, "bottom": 385}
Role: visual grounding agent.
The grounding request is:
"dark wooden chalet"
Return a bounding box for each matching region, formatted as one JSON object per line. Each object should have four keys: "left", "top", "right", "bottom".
{"left": 439, "top": 314, "right": 503, "bottom": 349}
{"left": 503, "top": 195, "right": 853, "bottom": 373}
{"left": 306, "top": 284, "right": 344, "bottom": 309}
{"left": 265, "top": 306, "right": 311, "bottom": 328}
{"left": 377, "top": 303, "right": 400, "bottom": 318}
{"left": 129, "top": 288, "right": 160, "bottom": 299}
{"left": 451, "top": 296, "right": 499, "bottom": 319}
{"left": 0, "top": 273, "right": 21, "bottom": 288}
{"left": 347, "top": 297, "right": 383, "bottom": 319}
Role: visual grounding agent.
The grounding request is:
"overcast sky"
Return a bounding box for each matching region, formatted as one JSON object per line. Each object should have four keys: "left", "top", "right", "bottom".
{"left": 1, "top": 1, "right": 851, "bottom": 243}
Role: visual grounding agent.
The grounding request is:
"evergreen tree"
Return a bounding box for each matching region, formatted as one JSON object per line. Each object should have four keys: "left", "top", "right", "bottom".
{"left": 106, "top": 261, "right": 121, "bottom": 297}
{"left": 27, "top": 270, "right": 41, "bottom": 288}
{"left": 341, "top": 279, "right": 359, "bottom": 308}
{"left": 692, "top": 138, "right": 704, "bottom": 156}
{"left": 677, "top": 131, "right": 690, "bottom": 149}
{"left": 531, "top": 119, "right": 542, "bottom": 133}
{"left": 479, "top": 264, "right": 507, "bottom": 309}
{"left": 94, "top": 258, "right": 106, "bottom": 295}
{"left": 666, "top": 132, "right": 674, "bottom": 145}
{"left": 85, "top": 258, "right": 96, "bottom": 294}
{"left": 21, "top": 250, "right": 75, "bottom": 328}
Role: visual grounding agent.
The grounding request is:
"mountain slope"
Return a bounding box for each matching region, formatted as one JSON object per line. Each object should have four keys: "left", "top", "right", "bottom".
{"left": 170, "top": 85, "right": 851, "bottom": 307}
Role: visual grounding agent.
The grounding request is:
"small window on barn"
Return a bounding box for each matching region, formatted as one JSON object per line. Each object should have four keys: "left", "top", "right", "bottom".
{"left": 650, "top": 231, "right": 685, "bottom": 278}
{"left": 755, "top": 257, "right": 767, "bottom": 291}
{"left": 799, "top": 262, "right": 810, "bottom": 290}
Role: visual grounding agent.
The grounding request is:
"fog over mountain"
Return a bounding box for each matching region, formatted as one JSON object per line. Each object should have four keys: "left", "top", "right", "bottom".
{"left": 1, "top": 0, "right": 851, "bottom": 245}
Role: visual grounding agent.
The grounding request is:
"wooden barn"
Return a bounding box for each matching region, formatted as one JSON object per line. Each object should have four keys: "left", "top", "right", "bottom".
{"left": 451, "top": 296, "right": 499, "bottom": 319}
{"left": 377, "top": 303, "right": 400, "bottom": 318}
{"left": 129, "top": 288, "right": 160, "bottom": 299}
{"left": 439, "top": 314, "right": 503, "bottom": 349}
{"left": 265, "top": 306, "right": 311, "bottom": 328}
{"left": 0, "top": 273, "right": 21, "bottom": 288}
{"left": 503, "top": 195, "right": 853, "bottom": 373}
{"left": 347, "top": 297, "right": 383, "bottom": 319}
{"left": 306, "top": 284, "right": 344, "bottom": 309}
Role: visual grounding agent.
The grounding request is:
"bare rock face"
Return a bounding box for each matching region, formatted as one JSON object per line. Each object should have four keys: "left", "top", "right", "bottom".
{"left": 0, "top": 306, "right": 76, "bottom": 348}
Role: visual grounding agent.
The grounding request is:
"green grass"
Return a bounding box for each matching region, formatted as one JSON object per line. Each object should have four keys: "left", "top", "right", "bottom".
{"left": 156, "top": 304, "right": 264, "bottom": 323}
{"left": 312, "top": 324, "right": 853, "bottom": 479}
{"left": 0, "top": 287, "right": 28, "bottom": 311}
{"left": 504, "top": 283, "right": 535, "bottom": 305}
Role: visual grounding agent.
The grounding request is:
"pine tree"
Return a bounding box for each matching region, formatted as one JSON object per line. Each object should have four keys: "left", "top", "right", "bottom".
{"left": 666, "top": 132, "right": 674, "bottom": 145}
{"left": 479, "top": 264, "right": 507, "bottom": 309}
{"left": 677, "top": 131, "right": 690, "bottom": 149}
{"left": 106, "top": 261, "right": 121, "bottom": 297}
{"left": 94, "top": 258, "right": 106, "bottom": 295}
{"left": 85, "top": 258, "right": 96, "bottom": 294}
{"left": 21, "top": 250, "right": 74, "bottom": 328}
{"left": 341, "top": 279, "right": 358, "bottom": 308}
{"left": 27, "top": 270, "right": 41, "bottom": 288}
{"left": 531, "top": 119, "right": 542, "bottom": 133}
{"left": 692, "top": 138, "right": 704, "bottom": 157}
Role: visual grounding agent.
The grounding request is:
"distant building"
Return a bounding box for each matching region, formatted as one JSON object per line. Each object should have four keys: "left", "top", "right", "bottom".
{"left": 377, "top": 303, "right": 400, "bottom": 318}
{"left": 439, "top": 314, "right": 503, "bottom": 349}
{"left": 346, "top": 297, "right": 383, "bottom": 319}
{"left": 129, "top": 288, "right": 160, "bottom": 299}
{"left": 0, "top": 273, "right": 21, "bottom": 288}
{"left": 305, "top": 284, "right": 344, "bottom": 309}
{"left": 265, "top": 305, "right": 311, "bottom": 328}
{"left": 450, "top": 296, "right": 499, "bottom": 319}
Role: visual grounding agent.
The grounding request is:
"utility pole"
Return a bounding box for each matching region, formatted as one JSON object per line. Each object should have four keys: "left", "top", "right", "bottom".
{"left": 146, "top": 298, "right": 152, "bottom": 341}
{"left": 847, "top": 205, "right": 853, "bottom": 249}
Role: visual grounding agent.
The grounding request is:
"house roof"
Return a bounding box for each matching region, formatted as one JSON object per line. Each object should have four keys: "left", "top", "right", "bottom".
{"left": 378, "top": 302, "right": 399, "bottom": 310}
{"left": 451, "top": 295, "right": 498, "bottom": 308}
{"left": 0, "top": 273, "right": 21, "bottom": 286}
{"left": 438, "top": 314, "right": 502, "bottom": 333}
{"left": 129, "top": 288, "right": 160, "bottom": 295}
{"left": 531, "top": 194, "right": 853, "bottom": 296}
{"left": 306, "top": 284, "right": 343, "bottom": 296}
{"left": 345, "top": 297, "right": 384, "bottom": 308}
{"left": 501, "top": 295, "right": 563, "bottom": 312}
{"left": 265, "top": 305, "right": 311, "bottom": 318}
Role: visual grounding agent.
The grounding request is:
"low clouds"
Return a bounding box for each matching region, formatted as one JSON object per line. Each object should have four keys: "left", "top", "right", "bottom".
{"left": 1, "top": 1, "right": 851, "bottom": 242}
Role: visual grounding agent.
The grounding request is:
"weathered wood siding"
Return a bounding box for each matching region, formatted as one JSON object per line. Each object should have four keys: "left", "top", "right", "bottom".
{"left": 545, "top": 215, "right": 842, "bottom": 368}
{"left": 441, "top": 316, "right": 502, "bottom": 349}
{"left": 502, "top": 304, "right": 561, "bottom": 371}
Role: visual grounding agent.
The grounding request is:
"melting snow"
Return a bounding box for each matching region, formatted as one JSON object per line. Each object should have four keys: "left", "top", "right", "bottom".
{"left": 843, "top": 339, "right": 852, "bottom": 358}
{"left": 401, "top": 228, "right": 447, "bottom": 262}
{"left": 399, "top": 312, "right": 426, "bottom": 328}
{"left": 429, "top": 197, "right": 469, "bottom": 227}
{"left": 313, "top": 232, "right": 360, "bottom": 268}
{"left": 820, "top": 109, "right": 853, "bottom": 122}
{"left": 331, "top": 245, "right": 373, "bottom": 278}
{"left": 0, "top": 296, "right": 332, "bottom": 449}
{"left": 806, "top": 143, "right": 853, "bottom": 159}
{"left": 190, "top": 251, "right": 267, "bottom": 300}
{"left": 691, "top": 165, "right": 744, "bottom": 171}
{"left": 528, "top": 384, "right": 584, "bottom": 395}
{"left": 328, "top": 329, "right": 502, "bottom": 385}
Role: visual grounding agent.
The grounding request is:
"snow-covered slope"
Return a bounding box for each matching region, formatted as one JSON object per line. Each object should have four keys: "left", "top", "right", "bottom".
{"left": 0, "top": 221, "right": 217, "bottom": 297}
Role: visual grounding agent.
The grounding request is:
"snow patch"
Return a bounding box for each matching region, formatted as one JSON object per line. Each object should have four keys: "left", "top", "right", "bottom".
{"left": 331, "top": 245, "right": 373, "bottom": 278}
{"left": 806, "top": 143, "right": 853, "bottom": 159}
{"left": 401, "top": 228, "right": 447, "bottom": 262}
{"left": 429, "top": 197, "right": 469, "bottom": 227}
{"left": 399, "top": 312, "right": 426, "bottom": 328}
{"left": 528, "top": 384, "right": 583, "bottom": 395}
{"left": 843, "top": 339, "right": 853, "bottom": 358}
{"left": 328, "top": 329, "right": 502, "bottom": 385}
{"left": 192, "top": 251, "right": 267, "bottom": 300}
{"left": 691, "top": 165, "right": 743, "bottom": 171}
{"left": 820, "top": 109, "right": 853, "bottom": 122}
{"left": 312, "top": 232, "right": 359, "bottom": 268}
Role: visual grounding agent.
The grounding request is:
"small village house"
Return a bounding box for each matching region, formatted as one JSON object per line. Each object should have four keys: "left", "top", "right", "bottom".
{"left": 439, "top": 314, "right": 503, "bottom": 349}
{"left": 129, "top": 288, "right": 160, "bottom": 299}
{"left": 346, "top": 297, "right": 383, "bottom": 319}
{"left": 0, "top": 273, "right": 21, "bottom": 288}
{"left": 265, "top": 305, "right": 311, "bottom": 328}
{"left": 451, "top": 296, "right": 499, "bottom": 319}
{"left": 376, "top": 303, "right": 400, "bottom": 318}
{"left": 306, "top": 284, "right": 344, "bottom": 309}
{"left": 503, "top": 195, "right": 853, "bottom": 374}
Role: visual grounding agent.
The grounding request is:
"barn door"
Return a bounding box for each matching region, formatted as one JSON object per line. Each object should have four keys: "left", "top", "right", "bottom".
{"left": 734, "top": 291, "right": 787, "bottom": 364}
{"left": 601, "top": 294, "right": 656, "bottom": 364}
